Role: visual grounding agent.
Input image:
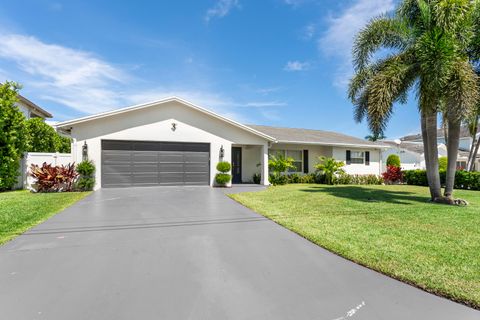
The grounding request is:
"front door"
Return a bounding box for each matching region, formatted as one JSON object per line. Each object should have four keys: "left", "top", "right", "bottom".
{"left": 231, "top": 147, "right": 242, "bottom": 184}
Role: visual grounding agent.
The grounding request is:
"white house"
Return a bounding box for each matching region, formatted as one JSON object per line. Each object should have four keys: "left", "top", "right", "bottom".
{"left": 381, "top": 140, "right": 480, "bottom": 171}
{"left": 16, "top": 95, "right": 52, "bottom": 120}
{"left": 401, "top": 127, "right": 480, "bottom": 153}
{"left": 55, "top": 97, "right": 388, "bottom": 190}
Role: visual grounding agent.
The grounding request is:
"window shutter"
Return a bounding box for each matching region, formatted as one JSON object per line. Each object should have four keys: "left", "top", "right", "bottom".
{"left": 365, "top": 151, "right": 370, "bottom": 166}
{"left": 346, "top": 150, "right": 351, "bottom": 165}
{"left": 303, "top": 150, "right": 309, "bottom": 173}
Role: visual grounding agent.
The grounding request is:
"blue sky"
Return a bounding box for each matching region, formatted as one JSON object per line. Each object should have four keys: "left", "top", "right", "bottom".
{"left": 0, "top": 0, "right": 419, "bottom": 139}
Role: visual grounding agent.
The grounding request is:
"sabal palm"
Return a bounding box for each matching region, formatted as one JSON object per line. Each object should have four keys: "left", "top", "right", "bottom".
{"left": 349, "top": 0, "right": 479, "bottom": 202}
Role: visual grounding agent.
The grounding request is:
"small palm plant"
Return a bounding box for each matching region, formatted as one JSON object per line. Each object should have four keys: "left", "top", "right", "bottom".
{"left": 268, "top": 153, "right": 295, "bottom": 185}
{"left": 315, "top": 157, "right": 345, "bottom": 185}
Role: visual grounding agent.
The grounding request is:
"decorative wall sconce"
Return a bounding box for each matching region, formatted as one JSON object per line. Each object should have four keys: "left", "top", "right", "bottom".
{"left": 82, "top": 141, "right": 88, "bottom": 161}
{"left": 171, "top": 122, "right": 177, "bottom": 131}
{"left": 220, "top": 145, "right": 225, "bottom": 159}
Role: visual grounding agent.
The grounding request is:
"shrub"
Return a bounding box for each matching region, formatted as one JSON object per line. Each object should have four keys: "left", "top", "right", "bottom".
{"left": 386, "top": 154, "right": 401, "bottom": 167}
{"left": 30, "top": 162, "right": 78, "bottom": 192}
{"left": 215, "top": 173, "right": 231, "bottom": 185}
{"left": 315, "top": 157, "right": 345, "bottom": 185}
{"left": 300, "top": 174, "right": 316, "bottom": 183}
{"left": 75, "top": 160, "right": 96, "bottom": 191}
{"left": 216, "top": 161, "right": 231, "bottom": 173}
{"left": 76, "top": 160, "right": 95, "bottom": 176}
{"left": 0, "top": 82, "right": 27, "bottom": 191}
{"left": 269, "top": 173, "right": 288, "bottom": 186}
{"left": 403, "top": 170, "right": 428, "bottom": 186}
{"left": 333, "top": 173, "right": 383, "bottom": 185}
{"left": 76, "top": 177, "right": 95, "bottom": 191}
{"left": 25, "top": 118, "right": 72, "bottom": 153}
{"left": 438, "top": 156, "right": 448, "bottom": 171}
{"left": 382, "top": 165, "right": 403, "bottom": 184}
{"left": 252, "top": 173, "right": 261, "bottom": 184}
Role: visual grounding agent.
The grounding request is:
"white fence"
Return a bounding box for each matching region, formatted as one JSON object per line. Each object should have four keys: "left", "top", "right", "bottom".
{"left": 16, "top": 152, "right": 73, "bottom": 190}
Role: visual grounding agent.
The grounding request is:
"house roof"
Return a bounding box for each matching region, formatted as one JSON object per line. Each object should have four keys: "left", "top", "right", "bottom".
{"left": 248, "top": 124, "right": 388, "bottom": 148}
{"left": 18, "top": 95, "right": 53, "bottom": 118}
{"left": 55, "top": 96, "right": 277, "bottom": 142}
{"left": 401, "top": 125, "right": 480, "bottom": 141}
{"left": 382, "top": 140, "right": 426, "bottom": 154}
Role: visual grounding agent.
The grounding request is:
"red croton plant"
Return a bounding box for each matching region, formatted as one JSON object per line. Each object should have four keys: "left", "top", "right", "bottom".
{"left": 382, "top": 165, "right": 403, "bottom": 184}
{"left": 30, "top": 162, "right": 78, "bottom": 192}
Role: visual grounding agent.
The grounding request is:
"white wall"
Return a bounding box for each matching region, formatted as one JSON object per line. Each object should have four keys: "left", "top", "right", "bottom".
{"left": 332, "top": 147, "right": 382, "bottom": 175}
{"left": 270, "top": 143, "right": 332, "bottom": 174}
{"left": 17, "top": 152, "right": 73, "bottom": 190}
{"left": 16, "top": 101, "right": 32, "bottom": 119}
{"left": 69, "top": 101, "right": 269, "bottom": 189}
{"left": 381, "top": 147, "right": 423, "bottom": 171}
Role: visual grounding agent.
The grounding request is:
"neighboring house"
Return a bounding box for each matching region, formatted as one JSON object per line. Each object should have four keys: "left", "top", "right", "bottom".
{"left": 55, "top": 97, "right": 387, "bottom": 190}
{"left": 16, "top": 94, "right": 53, "bottom": 120}
{"left": 401, "top": 126, "right": 480, "bottom": 151}
{"left": 381, "top": 140, "right": 480, "bottom": 171}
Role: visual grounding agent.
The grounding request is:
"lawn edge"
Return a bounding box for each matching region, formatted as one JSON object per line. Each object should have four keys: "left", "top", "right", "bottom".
{"left": 0, "top": 191, "right": 92, "bottom": 246}
{"left": 227, "top": 192, "right": 480, "bottom": 310}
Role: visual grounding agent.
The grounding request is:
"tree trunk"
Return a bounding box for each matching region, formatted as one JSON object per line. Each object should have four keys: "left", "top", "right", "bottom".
{"left": 467, "top": 134, "right": 476, "bottom": 170}
{"left": 443, "top": 119, "right": 448, "bottom": 146}
{"left": 444, "top": 119, "right": 461, "bottom": 201}
{"left": 424, "top": 110, "right": 443, "bottom": 201}
{"left": 469, "top": 136, "right": 480, "bottom": 171}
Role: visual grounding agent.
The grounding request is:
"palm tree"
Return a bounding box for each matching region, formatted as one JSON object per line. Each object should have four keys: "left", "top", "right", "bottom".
{"left": 315, "top": 157, "right": 345, "bottom": 185}
{"left": 466, "top": 105, "right": 480, "bottom": 171}
{"left": 349, "top": 0, "right": 479, "bottom": 203}
{"left": 365, "top": 132, "right": 386, "bottom": 141}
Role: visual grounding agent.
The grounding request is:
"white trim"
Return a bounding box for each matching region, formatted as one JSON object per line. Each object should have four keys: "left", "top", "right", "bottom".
{"left": 275, "top": 140, "right": 389, "bottom": 149}
{"left": 55, "top": 96, "right": 277, "bottom": 142}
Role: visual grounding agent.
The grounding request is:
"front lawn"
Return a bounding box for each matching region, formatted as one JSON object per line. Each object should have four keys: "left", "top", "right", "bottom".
{"left": 230, "top": 184, "right": 480, "bottom": 308}
{"left": 0, "top": 190, "right": 90, "bottom": 245}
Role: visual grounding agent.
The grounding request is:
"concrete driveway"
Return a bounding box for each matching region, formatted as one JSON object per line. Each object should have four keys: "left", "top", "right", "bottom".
{"left": 0, "top": 186, "right": 478, "bottom": 320}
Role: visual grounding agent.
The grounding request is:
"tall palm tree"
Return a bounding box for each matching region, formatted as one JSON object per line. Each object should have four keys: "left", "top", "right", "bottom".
{"left": 349, "top": 0, "right": 479, "bottom": 203}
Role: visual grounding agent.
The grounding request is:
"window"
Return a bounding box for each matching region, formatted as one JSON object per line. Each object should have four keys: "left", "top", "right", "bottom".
{"left": 286, "top": 150, "right": 303, "bottom": 172}
{"left": 456, "top": 161, "right": 467, "bottom": 170}
{"left": 350, "top": 151, "right": 364, "bottom": 164}
{"left": 268, "top": 149, "right": 303, "bottom": 173}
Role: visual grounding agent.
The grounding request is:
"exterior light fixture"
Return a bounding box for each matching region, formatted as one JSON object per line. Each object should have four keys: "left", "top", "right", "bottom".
{"left": 171, "top": 122, "right": 177, "bottom": 131}
{"left": 82, "top": 141, "right": 88, "bottom": 161}
{"left": 220, "top": 145, "right": 225, "bottom": 159}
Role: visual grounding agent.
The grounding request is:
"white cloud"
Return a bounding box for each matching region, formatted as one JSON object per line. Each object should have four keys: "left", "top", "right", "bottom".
{"left": 302, "top": 23, "right": 316, "bottom": 40}
{"left": 244, "top": 101, "right": 287, "bottom": 107}
{"left": 205, "top": 0, "right": 240, "bottom": 22}
{"left": 284, "top": 60, "right": 310, "bottom": 72}
{"left": 318, "top": 0, "right": 395, "bottom": 87}
{"left": 0, "top": 31, "right": 285, "bottom": 124}
{"left": 256, "top": 87, "right": 282, "bottom": 95}
{"left": 0, "top": 32, "right": 126, "bottom": 113}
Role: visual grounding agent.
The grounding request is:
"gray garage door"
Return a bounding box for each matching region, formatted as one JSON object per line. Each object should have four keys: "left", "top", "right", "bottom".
{"left": 101, "top": 140, "right": 210, "bottom": 188}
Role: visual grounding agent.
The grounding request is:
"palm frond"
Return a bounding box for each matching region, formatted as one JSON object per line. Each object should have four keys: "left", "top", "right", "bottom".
{"left": 352, "top": 16, "right": 411, "bottom": 71}
{"left": 445, "top": 59, "right": 479, "bottom": 121}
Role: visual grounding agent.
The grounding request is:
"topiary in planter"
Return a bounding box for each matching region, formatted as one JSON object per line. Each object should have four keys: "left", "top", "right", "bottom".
{"left": 386, "top": 154, "right": 401, "bottom": 167}
{"left": 215, "top": 173, "right": 231, "bottom": 185}
{"left": 216, "top": 161, "right": 231, "bottom": 173}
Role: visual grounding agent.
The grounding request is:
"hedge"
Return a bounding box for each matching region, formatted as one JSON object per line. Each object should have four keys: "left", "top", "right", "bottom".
{"left": 404, "top": 169, "right": 480, "bottom": 190}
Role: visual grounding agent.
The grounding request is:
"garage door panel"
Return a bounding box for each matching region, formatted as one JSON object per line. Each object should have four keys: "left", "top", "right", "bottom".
{"left": 158, "top": 153, "right": 183, "bottom": 162}
{"left": 101, "top": 140, "right": 209, "bottom": 188}
{"left": 102, "top": 164, "right": 132, "bottom": 174}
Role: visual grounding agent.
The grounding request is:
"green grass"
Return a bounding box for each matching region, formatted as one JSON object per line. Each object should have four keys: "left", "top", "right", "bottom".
{"left": 230, "top": 184, "right": 480, "bottom": 308}
{"left": 0, "top": 190, "right": 90, "bottom": 245}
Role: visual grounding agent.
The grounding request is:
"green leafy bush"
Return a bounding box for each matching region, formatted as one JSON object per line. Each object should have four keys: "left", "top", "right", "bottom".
{"left": 75, "top": 160, "right": 96, "bottom": 191}
{"left": 315, "top": 157, "right": 345, "bottom": 185}
{"left": 216, "top": 161, "right": 231, "bottom": 173}
{"left": 76, "top": 177, "right": 95, "bottom": 191}
{"left": 438, "top": 156, "right": 448, "bottom": 171}
{"left": 25, "top": 118, "right": 71, "bottom": 153}
{"left": 386, "top": 154, "right": 401, "bottom": 167}
{"left": 404, "top": 169, "right": 480, "bottom": 190}
{"left": 215, "top": 173, "right": 231, "bottom": 185}
{"left": 252, "top": 173, "right": 261, "bottom": 184}
{"left": 269, "top": 173, "right": 288, "bottom": 186}
{"left": 76, "top": 160, "right": 95, "bottom": 176}
{"left": 0, "top": 82, "right": 27, "bottom": 191}
{"left": 333, "top": 173, "right": 383, "bottom": 185}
